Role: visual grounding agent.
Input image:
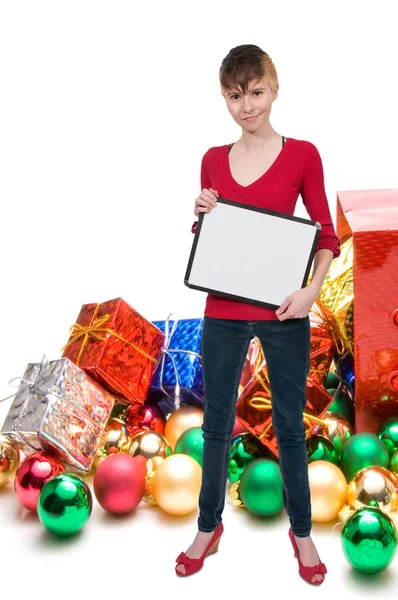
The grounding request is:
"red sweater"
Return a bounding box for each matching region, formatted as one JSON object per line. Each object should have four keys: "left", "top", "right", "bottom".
{"left": 191, "top": 137, "right": 341, "bottom": 321}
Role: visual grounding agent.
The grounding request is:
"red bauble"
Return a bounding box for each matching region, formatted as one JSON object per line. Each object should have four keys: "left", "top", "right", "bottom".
{"left": 232, "top": 420, "right": 249, "bottom": 438}
{"left": 124, "top": 402, "right": 166, "bottom": 437}
{"left": 93, "top": 454, "right": 146, "bottom": 514}
{"left": 14, "top": 451, "right": 65, "bottom": 511}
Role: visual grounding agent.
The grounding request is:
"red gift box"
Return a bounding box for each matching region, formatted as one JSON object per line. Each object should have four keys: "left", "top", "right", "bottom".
{"left": 61, "top": 298, "right": 165, "bottom": 404}
{"left": 336, "top": 190, "right": 398, "bottom": 434}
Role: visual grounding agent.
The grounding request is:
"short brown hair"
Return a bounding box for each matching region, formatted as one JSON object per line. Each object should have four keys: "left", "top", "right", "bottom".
{"left": 219, "top": 44, "right": 279, "bottom": 96}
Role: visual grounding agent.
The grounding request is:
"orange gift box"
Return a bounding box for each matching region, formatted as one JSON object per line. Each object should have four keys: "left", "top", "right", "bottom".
{"left": 336, "top": 190, "right": 398, "bottom": 434}
{"left": 235, "top": 367, "right": 334, "bottom": 459}
{"left": 61, "top": 297, "right": 165, "bottom": 404}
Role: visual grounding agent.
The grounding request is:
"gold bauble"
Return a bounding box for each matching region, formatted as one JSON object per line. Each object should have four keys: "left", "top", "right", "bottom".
{"left": 308, "top": 460, "right": 347, "bottom": 522}
{"left": 346, "top": 466, "right": 398, "bottom": 520}
{"left": 164, "top": 406, "right": 204, "bottom": 451}
{"left": 128, "top": 431, "right": 172, "bottom": 474}
{"left": 311, "top": 412, "right": 353, "bottom": 455}
{"left": 97, "top": 418, "right": 132, "bottom": 457}
{"left": 0, "top": 435, "right": 20, "bottom": 488}
{"left": 143, "top": 470, "right": 158, "bottom": 506}
{"left": 152, "top": 454, "right": 202, "bottom": 515}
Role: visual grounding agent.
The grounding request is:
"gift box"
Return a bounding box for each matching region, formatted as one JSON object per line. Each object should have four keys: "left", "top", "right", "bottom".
{"left": 336, "top": 190, "right": 398, "bottom": 434}
{"left": 239, "top": 337, "right": 266, "bottom": 396}
{"left": 1, "top": 355, "right": 115, "bottom": 471}
{"left": 147, "top": 314, "right": 204, "bottom": 414}
{"left": 61, "top": 297, "right": 165, "bottom": 405}
{"left": 235, "top": 367, "right": 335, "bottom": 459}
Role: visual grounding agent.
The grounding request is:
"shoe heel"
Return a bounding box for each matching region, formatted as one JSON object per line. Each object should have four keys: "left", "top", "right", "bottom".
{"left": 207, "top": 537, "right": 221, "bottom": 555}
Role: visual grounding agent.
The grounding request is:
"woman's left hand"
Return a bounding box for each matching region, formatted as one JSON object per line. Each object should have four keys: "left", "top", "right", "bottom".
{"left": 275, "top": 286, "right": 319, "bottom": 321}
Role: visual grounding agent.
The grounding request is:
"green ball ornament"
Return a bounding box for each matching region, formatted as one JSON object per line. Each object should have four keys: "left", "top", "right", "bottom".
{"left": 325, "top": 370, "right": 340, "bottom": 390}
{"left": 340, "top": 433, "right": 390, "bottom": 483}
{"left": 239, "top": 458, "right": 283, "bottom": 517}
{"left": 390, "top": 449, "right": 398, "bottom": 476}
{"left": 174, "top": 426, "right": 204, "bottom": 466}
{"left": 341, "top": 506, "right": 398, "bottom": 574}
{"left": 228, "top": 432, "right": 274, "bottom": 483}
{"left": 37, "top": 473, "right": 92, "bottom": 536}
{"left": 306, "top": 434, "right": 339, "bottom": 465}
{"left": 327, "top": 389, "right": 355, "bottom": 427}
{"left": 377, "top": 418, "right": 398, "bottom": 457}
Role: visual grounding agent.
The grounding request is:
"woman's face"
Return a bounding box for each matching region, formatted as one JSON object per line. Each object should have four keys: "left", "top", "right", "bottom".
{"left": 222, "top": 78, "right": 278, "bottom": 129}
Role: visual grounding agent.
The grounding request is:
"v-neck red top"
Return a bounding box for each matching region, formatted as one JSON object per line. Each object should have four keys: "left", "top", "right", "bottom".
{"left": 191, "top": 137, "right": 341, "bottom": 321}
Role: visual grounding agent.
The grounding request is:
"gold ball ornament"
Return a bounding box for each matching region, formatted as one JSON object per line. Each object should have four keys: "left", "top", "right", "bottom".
{"left": 152, "top": 454, "right": 202, "bottom": 515}
{"left": 311, "top": 411, "right": 353, "bottom": 455}
{"left": 0, "top": 435, "right": 20, "bottom": 488}
{"left": 308, "top": 460, "right": 347, "bottom": 522}
{"left": 347, "top": 466, "right": 398, "bottom": 520}
{"left": 97, "top": 418, "right": 132, "bottom": 457}
{"left": 128, "top": 431, "right": 172, "bottom": 474}
{"left": 164, "top": 406, "right": 204, "bottom": 451}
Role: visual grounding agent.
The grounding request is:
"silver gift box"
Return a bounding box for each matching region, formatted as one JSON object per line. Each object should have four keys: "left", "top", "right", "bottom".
{"left": 1, "top": 356, "right": 116, "bottom": 471}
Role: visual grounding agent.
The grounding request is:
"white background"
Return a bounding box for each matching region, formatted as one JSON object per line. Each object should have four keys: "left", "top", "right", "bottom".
{"left": 1, "top": 1, "right": 397, "bottom": 598}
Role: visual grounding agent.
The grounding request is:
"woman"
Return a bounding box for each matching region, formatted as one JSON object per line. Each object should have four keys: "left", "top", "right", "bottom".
{"left": 175, "top": 44, "right": 340, "bottom": 584}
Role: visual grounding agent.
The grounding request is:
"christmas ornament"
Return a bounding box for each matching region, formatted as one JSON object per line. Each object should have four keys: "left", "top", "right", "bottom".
{"left": 0, "top": 435, "right": 19, "bottom": 488}
{"left": 339, "top": 433, "right": 390, "bottom": 483}
{"left": 327, "top": 386, "right": 355, "bottom": 427}
{"left": 152, "top": 454, "right": 202, "bottom": 515}
{"left": 37, "top": 473, "right": 92, "bottom": 536}
{"left": 346, "top": 466, "right": 398, "bottom": 520}
{"left": 238, "top": 458, "right": 283, "bottom": 517}
{"left": 124, "top": 402, "right": 166, "bottom": 437}
{"left": 15, "top": 451, "right": 64, "bottom": 511}
{"left": 311, "top": 412, "right": 352, "bottom": 455}
{"left": 391, "top": 449, "right": 398, "bottom": 476}
{"left": 164, "top": 406, "right": 203, "bottom": 451}
{"left": 306, "top": 435, "right": 339, "bottom": 465}
{"left": 307, "top": 460, "right": 347, "bottom": 522}
{"left": 174, "top": 426, "right": 204, "bottom": 466}
{"left": 97, "top": 418, "right": 131, "bottom": 457}
{"left": 228, "top": 432, "right": 274, "bottom": 483}
{"left": 377, "top": 417, "right": 398, "bottom": 457}
{"left": 93, "top": 454, "right": 146, "bottom": 514}
{"left": 128, "top": 431, "right": 172, "bottom": 474}
{"left": 339, "top": 505, "right": 397, "bottom": 574}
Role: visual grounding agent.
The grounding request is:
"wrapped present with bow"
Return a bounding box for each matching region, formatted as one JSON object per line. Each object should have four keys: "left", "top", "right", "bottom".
{"left": 146, "top": 314, "right": 203, "bottom": 414}
{"left": 61, "top": 297, "right": 165, "bottom": 405}
{"left": 0, "top": 355, "right": 115, "bottom": 471}
{"left": 335, "top": 190, "right": 398, "bottom": 434}
{"left": 235, "top": 367, "right": 334, "bottom": 459}
{"left": 239, "top": 337, "right": 266, "bottom": 396}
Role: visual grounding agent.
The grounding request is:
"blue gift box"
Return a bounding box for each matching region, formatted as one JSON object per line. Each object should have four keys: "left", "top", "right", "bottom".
{"left": 148, "top": 315, "right": 204, "bottom": 414}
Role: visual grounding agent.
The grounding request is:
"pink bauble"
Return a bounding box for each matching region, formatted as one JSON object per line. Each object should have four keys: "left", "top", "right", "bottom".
{"left": 93, "top": 454, "right": 146, "bottom": 514}
{"left": 15, "top": 451, "right": 65, "bottom": 511}
{"left": 232, "top": 420, "right": 249, "bottom": 438}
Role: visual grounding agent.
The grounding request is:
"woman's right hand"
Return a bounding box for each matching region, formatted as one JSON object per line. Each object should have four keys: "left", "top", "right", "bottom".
{"left": 194, "top": 188, "right": 219, "bottom": 217}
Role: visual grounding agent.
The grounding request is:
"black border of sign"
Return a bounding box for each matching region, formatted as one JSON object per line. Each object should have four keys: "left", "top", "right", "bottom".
{"left": 183, "top": 197, "right": 321, "bottom": 310}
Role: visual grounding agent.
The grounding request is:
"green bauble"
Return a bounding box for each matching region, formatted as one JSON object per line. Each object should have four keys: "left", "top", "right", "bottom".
{"left": 327, "top": 389, "right": 355, "bottom": 427}
{"left": 37, "top": 473, "right": 92, "bottom": 536}
{"left": 340, "top": 433, "right": 390, "bottom": 483}
{"left": 174, "top": 426, "right": 204, "bottom": 466}
{"left": 390, "top": 449, "right": 398, "bottom": 476}
{"left": 325, "top": 371, "right": 340, "bottom": 390}
{"left": 377, "top": 418, "right": 398, "bottom": 457}
{"left": 341, "top": 506, "right": 397, "bottom": 574}
{"left": 228, "top": 432, "right": 274, "bottom": 483}
{"left": 239, "top": 458, "right": 283, "bottom": 517}
{"left": 306, "top": 435, "right": 339, "bottom": 465}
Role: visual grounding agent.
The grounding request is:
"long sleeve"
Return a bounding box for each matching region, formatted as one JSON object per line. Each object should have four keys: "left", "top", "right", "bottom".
{"left": 300, "top": 142, "right": 341, "bottom": 259}
{"left": 192, "top": 149, "right": 212, "bottom": 234}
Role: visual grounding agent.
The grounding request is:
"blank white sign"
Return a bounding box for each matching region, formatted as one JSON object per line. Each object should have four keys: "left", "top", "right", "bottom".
{"left": 184, "top": 198, "right": 321, "bottom": 310}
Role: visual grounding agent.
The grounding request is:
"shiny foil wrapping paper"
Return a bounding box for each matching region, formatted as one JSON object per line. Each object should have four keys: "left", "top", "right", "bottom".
{"left": 61, "top": 298, "right": 165, "bottom": 405}
{"left": 336, "top": 191, "right": 398, "bottom": 434}
{"left": 239, "top": 337, "right": 266, "bottom": 396}
{"left": 1, "top": 357, "right": 115, "bottom": 471}
{"left": 308, "top": 300, "right": 344, "bottom": 387}
{"left": 147, "top": 316, "right": 204, "bottom": 414}
{"left": 235, "top": 368, "right": 335, "bottom": 459}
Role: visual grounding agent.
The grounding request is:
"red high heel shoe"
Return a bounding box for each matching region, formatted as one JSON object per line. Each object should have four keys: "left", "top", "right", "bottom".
{"left": 288, "top": 527, "right": 327, "bottom": 585}
{"left": 175, "top": 522, "right": 224, "bottom": 577}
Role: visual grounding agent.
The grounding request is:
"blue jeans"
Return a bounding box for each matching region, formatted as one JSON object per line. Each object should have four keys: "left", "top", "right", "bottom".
{"left": 198, "top": 315, "right": 312, "bottom": 538}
